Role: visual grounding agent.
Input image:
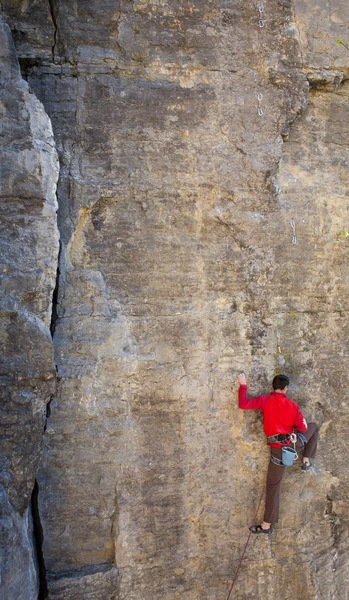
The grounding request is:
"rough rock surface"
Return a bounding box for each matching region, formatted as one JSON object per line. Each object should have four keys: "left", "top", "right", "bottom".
{"left": 1, "top": 1, "right": 349, "bottom": 599}
{"left": 48, "top": 565, "right": 118, "bottom": 600}
{"left": 0, "top": 17, "right": 59, "bottom": 600}
{"left": 0, "top": 484, "right": 38, "bottom": 600}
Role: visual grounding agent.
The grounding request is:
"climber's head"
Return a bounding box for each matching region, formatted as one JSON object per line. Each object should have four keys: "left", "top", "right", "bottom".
{"left": 272, "top": 374, "right": 289, "bottom": 393}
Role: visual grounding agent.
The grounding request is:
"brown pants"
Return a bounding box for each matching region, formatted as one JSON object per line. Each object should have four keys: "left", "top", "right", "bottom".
{"left": 264, "top": 423, "right": 319, "bottom": 524}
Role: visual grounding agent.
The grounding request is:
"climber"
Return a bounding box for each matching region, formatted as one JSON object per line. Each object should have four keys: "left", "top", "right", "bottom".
{"left": 237, "top": 373, "right": 319, "bottom": 534}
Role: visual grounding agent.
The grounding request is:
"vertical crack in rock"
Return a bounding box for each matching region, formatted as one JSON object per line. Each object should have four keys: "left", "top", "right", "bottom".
{"left": 44, "top": 396, "right": 54, "bottom": 434}
{"left": 41, "top": 242, "right": 61, "bottom": 595}
{"left": 50, "top": 241, "right": 62, "bottom": 339}
{"left": 47, "top": 0, "right": 58, "bottom": 62}
{"left": 31, "top": 481, "right": 49, "bottom": 600}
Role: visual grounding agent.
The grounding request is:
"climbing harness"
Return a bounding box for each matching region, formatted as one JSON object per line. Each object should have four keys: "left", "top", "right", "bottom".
{"left": 257, "top": 93, "right": 263, "bottom": 116}
{"left": 258, "top": 3, "right": 265, "bottom": 27}
{"left": 225, "top": 481, "right": 267, "bottom": 600}
{"left": 297, "top": 432, "right": 307, "bottom": 446}
{"left": 267, "top": 433, "right": 292, "bottom": 444}
{"left": 270, "top": 432, "right": 299, "bottom": 466}
{"left": 290, "top": 219, "right": 297, "bottom": 244}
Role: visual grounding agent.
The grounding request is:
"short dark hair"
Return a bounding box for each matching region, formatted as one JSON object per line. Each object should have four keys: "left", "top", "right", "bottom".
{"left": 272, "top": 374, "right": 290, "bottom": 390}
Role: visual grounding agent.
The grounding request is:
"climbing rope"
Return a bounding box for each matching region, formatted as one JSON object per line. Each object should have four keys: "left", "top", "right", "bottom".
{"left": 225, "top": 481, "right": 266, "bottom": 600}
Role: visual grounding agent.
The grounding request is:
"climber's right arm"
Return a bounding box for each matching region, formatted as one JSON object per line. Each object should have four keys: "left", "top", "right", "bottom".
{"left": 237, "top": 374, "right": 268, "bottom": 410}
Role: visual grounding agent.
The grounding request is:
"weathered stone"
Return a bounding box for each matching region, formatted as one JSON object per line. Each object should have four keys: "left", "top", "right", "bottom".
{"left": 0, "top": 17, "right": 59, "bottom": 599}
{"left": 0, "top": 484, "right": 38, "bottom": 600}
{"left": 294, "top": 0, "right": 349, "bottom": 77}
{"left": 1, "top": 0, "right": 54, "bottom": 61}
{"left": 1, "top": 1, "right": 349, "bottom": 599}
{"left": 48, "top": 566, "right": 118, "bottom": 600}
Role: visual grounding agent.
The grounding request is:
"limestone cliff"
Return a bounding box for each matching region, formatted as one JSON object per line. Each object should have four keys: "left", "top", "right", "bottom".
{"left": 1, "top": 1, "right": 349, "bottom": 599}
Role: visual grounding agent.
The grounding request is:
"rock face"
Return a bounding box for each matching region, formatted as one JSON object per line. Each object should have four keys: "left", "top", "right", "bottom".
{"left": 0, "top": 17, "right": 59, "bottom": 600}
{"left": 1, "top": 1, "right": 349, "bottom": 599}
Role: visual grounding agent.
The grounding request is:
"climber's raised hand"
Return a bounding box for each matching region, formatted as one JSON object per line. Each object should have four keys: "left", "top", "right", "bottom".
{"left": 237, "top": 373, "right": 247, "bottom": 386}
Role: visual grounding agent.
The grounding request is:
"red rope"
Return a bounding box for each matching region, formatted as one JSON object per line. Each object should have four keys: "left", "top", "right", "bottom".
{"left": 225, "top": 482, "right": 266, "bottom": 600}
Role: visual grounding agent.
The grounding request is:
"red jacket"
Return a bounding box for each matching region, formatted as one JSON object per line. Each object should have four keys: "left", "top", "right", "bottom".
{"left": 238, "top": 385, "right": 307, "bottom": 447}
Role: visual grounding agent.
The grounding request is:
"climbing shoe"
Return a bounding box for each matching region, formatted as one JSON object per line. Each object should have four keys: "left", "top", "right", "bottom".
{"left": 249, "top": 524, "right": 273, "bottom": 534}
{"left": 301, "top": 462, "right": 313, "bottom": 471}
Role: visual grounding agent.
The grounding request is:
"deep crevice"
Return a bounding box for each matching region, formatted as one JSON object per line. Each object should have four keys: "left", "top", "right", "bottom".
{"left": 50, "top": 240, "right": 61, "bottom": 338}
{"left": 47, "top": 0, "right": 58, "bottom": 63}
{"left": 31, "top": 481, "right": 48, "bottom": 600}
{"left": 18, "top": 57, "right": 42, "bottom": 81}
{"left": 44, "top": 395, "right": 53, "bottom": 432}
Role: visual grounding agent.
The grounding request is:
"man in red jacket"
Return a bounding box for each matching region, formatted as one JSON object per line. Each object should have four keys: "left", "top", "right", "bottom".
{"left": 237, "top": 373, "right": 319, "bottom": 534}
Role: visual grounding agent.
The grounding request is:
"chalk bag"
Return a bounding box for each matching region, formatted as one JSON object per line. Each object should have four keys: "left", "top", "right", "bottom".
{"left": 282, "top": 446, "right": 297, "bottom": 466}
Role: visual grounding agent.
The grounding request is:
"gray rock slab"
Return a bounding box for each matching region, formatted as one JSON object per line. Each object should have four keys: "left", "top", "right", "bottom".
{"left": 0, "top": 17, "right": 59, "bottom": 600}
{"left": 0, "top": 485, "right": 38, "bottom": 600}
